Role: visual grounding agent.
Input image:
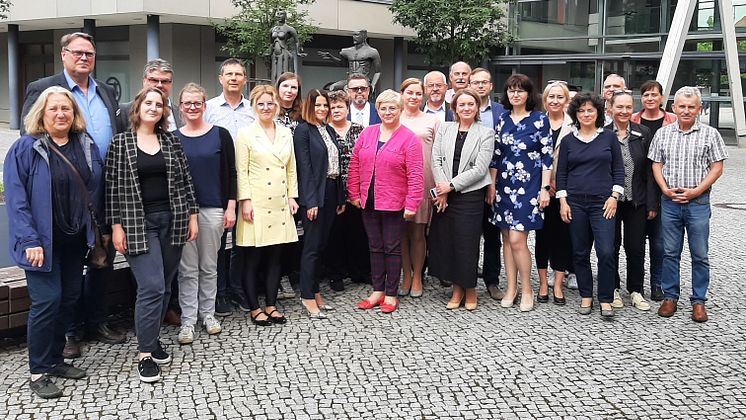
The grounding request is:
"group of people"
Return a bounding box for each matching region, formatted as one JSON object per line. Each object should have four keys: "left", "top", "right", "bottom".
{"left": 5, "top": 32, "right": 728, "bottom": 398}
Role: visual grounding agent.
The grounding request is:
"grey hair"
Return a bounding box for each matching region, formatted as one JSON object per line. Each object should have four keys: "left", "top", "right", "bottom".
{"left": 60, "top": 32, "right": 95, "bottom": 50}
{"left": 424, "top": 71, "right": 447, "bottom": 85}
{"left": 673, "top": 86, "right": 702, "bottom": 105}
{"left": 143, "top": 58, "right": 173, "bottom": 78}
{"left": 449, "top": 61, "right": 472, "bottom": 75}
{"left": 604, "top": 73, "right": 626, "bottom": 87}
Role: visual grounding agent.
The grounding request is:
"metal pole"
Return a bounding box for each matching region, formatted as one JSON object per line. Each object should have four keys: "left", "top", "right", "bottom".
{"left": 718, "top": 0, "right": 746, "bottom": 146}
{"left": 147, "top": 15, "right": 160, "bottom": 60}
{"left": 7, "top": 24, "right": 20, "bottom": 130}
{"left": 656, "top": 0, "right": 697, "bottom": 103}
{"left": 393, "top": 37, "right": 404, "bottom": 90}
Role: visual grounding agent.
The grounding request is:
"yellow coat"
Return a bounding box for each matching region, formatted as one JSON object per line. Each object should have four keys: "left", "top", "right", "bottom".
{"left": 235, "top": 122, "right": 299, "bottom": 247}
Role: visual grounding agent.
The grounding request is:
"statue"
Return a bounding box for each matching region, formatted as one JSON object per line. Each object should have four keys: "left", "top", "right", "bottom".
{"left": 318, "top": 30, "right": 382, "bottom": 91}
{"left": 270, "top": 10, "right": 306, "bottom": 84}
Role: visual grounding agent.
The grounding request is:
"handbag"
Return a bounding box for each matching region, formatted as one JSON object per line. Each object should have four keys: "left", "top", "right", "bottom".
{"left": 43, "top": 135, "right": 113, "bottom": 269}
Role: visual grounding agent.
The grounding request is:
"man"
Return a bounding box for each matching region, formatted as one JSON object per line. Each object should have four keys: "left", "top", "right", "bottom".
{"left": 203, "top": 58, "right": 257, "bottom": 315}
{"left": 346, "top": 73, "right": 381, "bottom": 127}
{"left": 602, "top": 74, "right": 626, "bottom": 124}
{"left": 20, "top": 32, "right": 125, "bottom": 358}
{"left": 120, "top": 58, "right": 181, "bottom": 131}
{"left": 648, "top": 86, "right": 727, "bottom": 323}
{"left": 423, "top": 71, "right": 452, "bottom": 122}
{"left": 320, "top": 30, "right": 382, "bottom": 92}
{"left": 468, "top": 68, "right": 506, "bottom": 300}
{"left": 444, "top": 61, "right": 471, "bottom": 104}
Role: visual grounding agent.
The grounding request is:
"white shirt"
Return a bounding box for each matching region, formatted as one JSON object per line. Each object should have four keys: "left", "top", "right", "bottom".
{"left": 350, "top": 102, "right": 372, "bottom": 127}
{"left": 204, "top": 93, "right": 256, "bottom": 141}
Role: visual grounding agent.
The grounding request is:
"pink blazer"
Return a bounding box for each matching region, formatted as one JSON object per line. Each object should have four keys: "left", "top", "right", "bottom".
{"left": 347, "top": 124, "right": 424, "bottom": 213}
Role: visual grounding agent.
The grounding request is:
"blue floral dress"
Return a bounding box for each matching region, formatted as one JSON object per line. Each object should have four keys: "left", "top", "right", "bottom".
{"left": 490, "top": 110, "right": 553, "bottom": 231}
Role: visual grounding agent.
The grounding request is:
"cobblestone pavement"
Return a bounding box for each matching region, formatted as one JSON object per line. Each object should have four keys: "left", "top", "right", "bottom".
{"left": 1, "top": 147, "right": 745, "bottom": 419}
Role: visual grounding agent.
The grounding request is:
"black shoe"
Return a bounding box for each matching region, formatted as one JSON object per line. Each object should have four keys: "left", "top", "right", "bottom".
{"left": 330, "top": 278, "right": 345, "bottom": 292}
{"left": 29, "top": 374, "right": 62, "bottom": 398}
{"left": 537, "top": 294, "right": 549, "bottom": 303}
{"left": 49, "top": 362, "right": 86, "bottom": 379}
{"left": 90, "top": 323, "right": 126, "bottom": 345}
{"left": 214, "top": 297, "right": 232, "bottom": 316}
{"left": 553, "top": 293, "right": 566, "bottom": 306}
{"left": 62, "top": 336, "right": 81, "bottom": 359}
{"left": 151, "top": 341, "right": 171, "bottom": 364}
{"left": 438, "top": 277, "right": 452, "bottom": 287}
{"left": 267, "top": 309, "right": 287, "bottom": 324}
{"left": 650, "top": 286, "right": 664, "bottom": 302}
{"left": 231, "top": 296, "right": 251, "bottom": 313}
{"left": 250, "top": 311, "right": 272, "bottom": 327}
{"left": 138, "top": 357, "right": 161, "bottom": 383}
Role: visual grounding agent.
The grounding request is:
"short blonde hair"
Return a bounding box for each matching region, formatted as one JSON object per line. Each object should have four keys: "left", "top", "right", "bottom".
{"left": 542, "top": 81, "right": 570, "bottom": 110}
{"left": 399, "top": 78, "right": 423, "bottom": 94}
{"left": 249, "top": 85, "right": 281, "bottom": 118}
{"left": 375, "top": 89, "right": 402, "bottom": 110}
{"left": 23, "top": 86, "right": 87, "bottom": 136}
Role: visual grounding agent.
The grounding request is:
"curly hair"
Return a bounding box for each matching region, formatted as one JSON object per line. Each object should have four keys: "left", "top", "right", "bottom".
{"left": 567, "top": 92, "right": 605, "bottom": 128}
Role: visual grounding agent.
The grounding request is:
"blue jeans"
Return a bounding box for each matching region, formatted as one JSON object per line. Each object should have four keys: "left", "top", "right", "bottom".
{"left": 661, "top": 194, "right": 711, "bottom": 304}
{"left": 568, "top": 195, "right": 616, "bottom": 303}
{"left": 126, "top": 211, "right": 183, "bottom": 353}
{"left": 646, "top": 213, "right": 663, "bottom": 290}
{"left": 26, "top": 235, "right": 87, "bottom": 373}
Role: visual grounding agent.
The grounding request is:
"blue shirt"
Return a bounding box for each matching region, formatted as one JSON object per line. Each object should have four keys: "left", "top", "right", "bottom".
{"left": 64, "top": 70, "right": 113, "bottom": 159}
{"left": 204, "top": 93, "right": 255, "bottom": 142}
{"left": 479, "top": 103, "right": 495, "bottom": 130}
{"left": 176, "top": 127, "right": 224, "bottom": 208}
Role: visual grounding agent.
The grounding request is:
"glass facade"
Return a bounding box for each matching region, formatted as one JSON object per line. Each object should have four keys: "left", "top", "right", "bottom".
{"left": 498, "top": 0, "right": 746, "bottom": 143}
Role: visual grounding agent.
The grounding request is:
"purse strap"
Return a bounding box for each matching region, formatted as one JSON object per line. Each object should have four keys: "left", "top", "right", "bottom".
{"left": 42, "top": 135, "right": 99, "bottom": 223}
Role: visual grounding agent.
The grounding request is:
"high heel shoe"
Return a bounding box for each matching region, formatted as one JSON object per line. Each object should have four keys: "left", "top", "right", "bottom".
{"left": 357, "top": 296, "right": 384, "bottom": 310}
{"left": 317, "top": 303, "right": 335, "bottom": 311}
{"left": 300, "top": 299, "right": 328, "bottom": 320}
{"left": 500, "top": 289, "right": 519, "bottom": 308}
{"left": 398, "top": 287, "right": 411, "bottom": 297}
{"left": 519, "top": 292, "right": 534, "bottom": 312}
{"left": 553, "top": 292, "right": 566, "bottom": 306}
{"left": 446, "top": 297, "right": 463, "bottom": 310}
{"left": 464, "top": 299, "right": 477, "bottom": 311}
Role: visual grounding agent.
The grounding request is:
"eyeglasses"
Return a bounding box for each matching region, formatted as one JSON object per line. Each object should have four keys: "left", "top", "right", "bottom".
{"left": 425, "top": 83, "right": 445, "bottom": 89}
{"left": 507, "top": 89, "right": 527, "bottom": 96}
{"left": 348, "top": 86, "right": 369, "bottom": 93}
{"left": 180, "top": 101, "right": 204, "bottom": 109}
{"left": 64, "top": 48, "right": 96, "bottom": 59}
{"left": 469, "top": 80, "right": 491, "bottom": 86}
{"left": 547, "top": 80, "right": 568, "bottom": 86}
{"left": 147, "top": 77, "right": 173, "bottom": 85}
{"left": 378, "top": 105, "right": 400, "bottom": 114}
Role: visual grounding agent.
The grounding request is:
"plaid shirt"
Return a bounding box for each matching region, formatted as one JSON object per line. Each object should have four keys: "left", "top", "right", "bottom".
{"left": 105, "top": 130, "right": 199, "bottom": 255}
{"left": 647, "top": 122, "right": 728, "bottom": 189}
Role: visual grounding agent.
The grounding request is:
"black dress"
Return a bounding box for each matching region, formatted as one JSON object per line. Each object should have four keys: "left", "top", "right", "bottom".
{"left": 428, "top": 131, "right": 485, "bottom": 288}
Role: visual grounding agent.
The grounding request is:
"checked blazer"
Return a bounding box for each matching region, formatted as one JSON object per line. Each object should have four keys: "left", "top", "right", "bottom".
{"left": 105, "top": 130, "right": 199, "bottom": 255}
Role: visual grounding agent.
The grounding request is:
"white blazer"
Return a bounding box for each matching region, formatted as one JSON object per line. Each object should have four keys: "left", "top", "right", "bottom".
{"left": 431, "top": 122, "right": 495, "bottom": 193}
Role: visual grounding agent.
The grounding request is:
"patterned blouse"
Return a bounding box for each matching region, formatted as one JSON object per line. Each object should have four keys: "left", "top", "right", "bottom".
{"left": 333, "top": 122, "right": 364, "bottom": 185}
{"left": 318, "top": 124, "right": 340, "bottom": 178}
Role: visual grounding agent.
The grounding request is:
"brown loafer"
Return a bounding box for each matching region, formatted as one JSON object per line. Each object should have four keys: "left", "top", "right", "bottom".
{"left": 163, "top": 309, "right": 181, "bottom": 326}
{"left": 657, "top": 299, "right": 678, "bottom": 317}
{"left": 691, "top": 303, "right": 708, "bottom": 323}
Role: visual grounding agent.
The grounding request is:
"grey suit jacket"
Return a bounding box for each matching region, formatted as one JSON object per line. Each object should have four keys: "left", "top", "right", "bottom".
{"left": 431, "top": 122, "right": 495, "bottom": 193}
{"left": 20, "top": 72, "right": 123, "bottom": 135}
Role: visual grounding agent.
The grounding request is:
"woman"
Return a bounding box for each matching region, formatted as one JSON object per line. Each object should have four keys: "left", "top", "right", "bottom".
{"left": 535, "top": 81, "right": 574, "bottom": 305}
{"left": 294, "top": 89, "right": 345, "bottom": 318}
{"left": 556, "top": 93, "right": 625, "bottom": 318}
{"left": 106, "top": 86, "right": 199, "bottom": 383}
{"left": 276, "top": 72, "right": 303, "bottom": 133}
{"left": 490, "top": 74, "right": 552, "bottom": 312}
{"left": 631, "top": 79, "right": 675, "bottom": 302}
{"left": 234, "top": 85, "right": 299, "bottom": 325}
{"left": 399, "top": 78, "right": 440, "bottom": 297}
{"left": 348, "top": 89, "right": 424, "bottom": 314}
{"left": 270, "top": 11, "right": 303, "bottom": 83}
{"left": 174, "top": 83, "right": 237, "bottom": 344}
{"left": 606, "top": 90, "right": 654, "bottom": 311}
{"left": 323, "top": 90, "right": 368, "bottom": 290}
{"left": 5, "top": 87, "right": 103, "bottom": 398}
{"left": 429, "top": 88, "right": 494, "bottom": 310}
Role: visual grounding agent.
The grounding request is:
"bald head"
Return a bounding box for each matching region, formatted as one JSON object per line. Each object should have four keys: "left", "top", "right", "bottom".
{"left": 603, "top": 74, "right": 626, "bottom": 101}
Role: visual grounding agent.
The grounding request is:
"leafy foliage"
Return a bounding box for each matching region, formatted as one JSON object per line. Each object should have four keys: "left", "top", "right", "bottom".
{"left": 0, "top": 0, "right": 12, "bottom": 20}
{"left": 214, "top": 0, "right": 317, "bottom": 74}
{"left": 390, "top": 0, "right": 510, "bottom": 66}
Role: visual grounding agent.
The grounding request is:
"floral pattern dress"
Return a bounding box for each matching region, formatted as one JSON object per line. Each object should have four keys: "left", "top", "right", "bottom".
{"left": 490, "top": 110, "right": 553, "bottom": 231}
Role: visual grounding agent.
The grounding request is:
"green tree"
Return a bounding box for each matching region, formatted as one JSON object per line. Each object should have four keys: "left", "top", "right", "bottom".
{"left": 389, "top": 0, "right": 510, "bottom": 66}
{"left": 214, "top": 0, "right": 317, "bottom": 76}
{"left": 0, "top": 0, "right": 12, "bottom": 20}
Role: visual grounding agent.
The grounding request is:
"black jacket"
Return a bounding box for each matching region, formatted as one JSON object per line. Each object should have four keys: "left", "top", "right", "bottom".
{"left": 20, "top": 72, "right": 123, "bottom": 135}
{"left": 293, "top": 122, "right": 345, "bottom": 209}
{"left": 605, "top": 122, "right": 659, "bottom": 211}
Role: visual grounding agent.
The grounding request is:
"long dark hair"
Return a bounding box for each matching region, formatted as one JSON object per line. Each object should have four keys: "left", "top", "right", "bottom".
{"left": 276, "top": 72, "right": 302, "bottom": 122}
{"left": 500, "top": 73, "right": 540, "bottom": 112}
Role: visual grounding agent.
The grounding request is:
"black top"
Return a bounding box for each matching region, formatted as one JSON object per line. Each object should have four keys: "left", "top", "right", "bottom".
{"left": 366, "top": 141, "right": 386, "bottom": 209}
{"left": 49, "top": 137, "right": 91, "bottom": 238}
{"left": 176, "top": 126, "right": 237, "bottom": 209}
{"left": 556, "top": 129, "right": 625, "bottom": 198}
{"left": 639, "top": 117, "right": 664, "bottom": 136}
{"left": 137, "top": 148, "right": 171, "bottom": 214}
{"left": 452, "top": 130, "right": 468, "bottom": 178}
{"left": 551, "top": 128, "right": 561, "bottom": 145}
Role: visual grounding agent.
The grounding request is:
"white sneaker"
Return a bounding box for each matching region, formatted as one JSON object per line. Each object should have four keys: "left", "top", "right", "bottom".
{"left": 630, "top": 292, "right": 651, "bottom": 311}
{"left": 177, "top": 324, "right": 194, "bottom": 345}
{"left": 203, "top": 315, "right": 222, "bottom": 335}
{"left": 612, "top": 289, "right": 624, "bottom": 308}
{"left": 566, "top": 273, "right": 578, "bottom": 290}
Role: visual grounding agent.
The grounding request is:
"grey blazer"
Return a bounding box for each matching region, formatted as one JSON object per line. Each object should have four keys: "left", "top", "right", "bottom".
{"left": 431, "top": 122, "right": 495, "bottom": 193}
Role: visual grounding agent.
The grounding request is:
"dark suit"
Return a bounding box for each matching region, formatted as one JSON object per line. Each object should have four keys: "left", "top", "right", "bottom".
{"left": 119, "top": 100, "right": 183, "bottom": 131}
{"left": 20, "top": 72, "right": 123, "bottom": 136}
{"left": 480, "top": 99, "right": 506, "bottom": 288}
{"left": 347, "top": 102, "right": 381, "bottom": 126}
{"left": 293, "top": 122, "right": 345, "bottom": 300}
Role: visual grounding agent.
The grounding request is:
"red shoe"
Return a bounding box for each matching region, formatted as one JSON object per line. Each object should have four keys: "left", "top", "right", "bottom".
{"left": 380, "top": 299, "right": 399, "bottom": 314}
{"left": 357, "top": 296, "right": 384, "bottom": 310}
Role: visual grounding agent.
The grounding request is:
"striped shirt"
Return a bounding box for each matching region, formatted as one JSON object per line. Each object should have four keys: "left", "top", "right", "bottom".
{"left": 647, "top": 122, "right": 728, "bottom": 189}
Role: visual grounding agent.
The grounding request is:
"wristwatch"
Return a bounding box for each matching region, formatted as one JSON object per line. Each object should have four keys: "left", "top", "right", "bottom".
{"left": 542, "top": 185, "right": 551, "bottom": 191}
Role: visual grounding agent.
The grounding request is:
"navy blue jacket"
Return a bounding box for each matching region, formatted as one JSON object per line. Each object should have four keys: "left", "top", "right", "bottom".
{"left": 346, "top": 102, "right": 381, "bottom": 126}
{"left": 3, "top": 133, "right": 104, "bottom": 272}
{"left": 293, "top": 122, "right": 346, "bottom": 208}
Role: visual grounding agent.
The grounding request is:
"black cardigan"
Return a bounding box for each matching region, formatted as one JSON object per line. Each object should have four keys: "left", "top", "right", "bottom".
{"left": 293, "top": 121, "right": 346, "bottom": 209}
{"left": 604, "top": 122, "right": 659, "bottom": 212}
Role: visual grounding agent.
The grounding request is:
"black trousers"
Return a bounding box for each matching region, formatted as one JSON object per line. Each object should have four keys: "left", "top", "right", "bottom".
{"left": 481, "top": 202, "right": 502, "bottom": 286}
{"left": 323, "top": 204, "right": 371, "bottom": 281}
{"left": 535, "top": 197, "right": 572, "bottom": 272}
{"left": 299, "top": 179, "right": 338, "bottom": 299}
{"left": 614, "top": 200, "right": 647, "bottom": 293}
{"left": 234, "top": 244, "right": 282, "bottom": 311}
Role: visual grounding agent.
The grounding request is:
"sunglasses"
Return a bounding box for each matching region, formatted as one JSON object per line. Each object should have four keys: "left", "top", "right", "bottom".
{"left": 612, "top": 89, "right": 633, "bottom": 96}
{"left": 547, "top": 80, "right": 568, "bottom": 86}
